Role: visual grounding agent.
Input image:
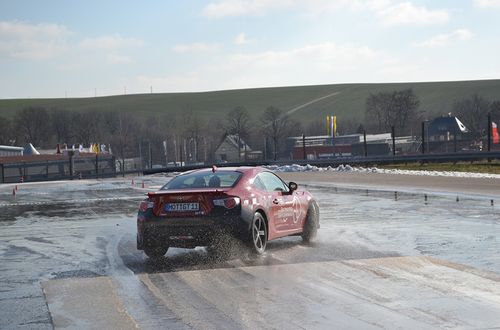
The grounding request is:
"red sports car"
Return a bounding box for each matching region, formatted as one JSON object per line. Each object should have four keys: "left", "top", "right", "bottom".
{"left": 136, "top": 166, "right": 319, "bottom": 258}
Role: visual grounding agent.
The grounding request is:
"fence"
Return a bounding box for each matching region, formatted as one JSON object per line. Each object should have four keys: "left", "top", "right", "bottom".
{"left": 0, "top": 154, "right": 116, "bottom": 183}
{"left": 289, "top": 116, "right": 500, "bottom": 160}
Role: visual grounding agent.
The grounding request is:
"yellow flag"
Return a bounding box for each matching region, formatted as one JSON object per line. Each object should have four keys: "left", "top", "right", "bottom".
{"left": 333, "top": 116, "right": 337, "bottom": 137}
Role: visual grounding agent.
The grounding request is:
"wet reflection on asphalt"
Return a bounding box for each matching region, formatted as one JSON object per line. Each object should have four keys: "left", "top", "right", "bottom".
{"left": 0, "top": 177, "right": 499, "bottom": 329}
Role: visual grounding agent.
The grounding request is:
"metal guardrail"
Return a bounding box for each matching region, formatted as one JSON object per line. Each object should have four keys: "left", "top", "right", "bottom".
{"left": 2, "top": 151, "right": 498, "bottom": 183}
{"left": 143, "top": 151, "right": 500, "bottom": 175}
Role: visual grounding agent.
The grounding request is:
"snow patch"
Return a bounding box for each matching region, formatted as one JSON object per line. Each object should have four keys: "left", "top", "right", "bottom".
{"left": 264, "top": 164, "right": 500, "bottom": 179}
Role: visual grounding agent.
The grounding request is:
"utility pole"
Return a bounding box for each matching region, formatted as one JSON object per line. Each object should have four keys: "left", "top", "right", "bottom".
{"left": 183, "top": 139, "right": 187, "bottom": 164}
{"left": 453, "top": 124, "right": 457, "bottom": 153}
{"left": 204, "top": 137, "right": 207, "bottom": 162}
{"left": 163, "top": 140, "right": 168, "bottom": 166}
{"left": 179, "top": 141, "right": 183, "bottom": 165}
{"left": 302, "top": 134, "right": 306, "bottom": 160}
{"left": 421, "top": 122, "right": 425, "bottom": 154}
{"left": 487, "top": 113, "right": 492, "bottom": 152}
{"left": 173, "top": 137, "right": 177, "bottom": 166}
{"left": 139, "top": 142, "right": 143, "bottom": 170}
{"left": 148, "top": 141, "right": 152, "bottom": 169}
{"left": 391, "top": 126, "right": 396, "bottom": 156}
{"left": 363, "top": 131, "right": 367, "bottom": 157}
{"left": 263, "top": 137, "right": 267, "bottom": 161}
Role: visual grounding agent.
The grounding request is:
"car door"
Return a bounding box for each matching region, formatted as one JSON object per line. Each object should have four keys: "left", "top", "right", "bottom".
{"left": 258, "top": 172, "right": 295, "bottom": 233}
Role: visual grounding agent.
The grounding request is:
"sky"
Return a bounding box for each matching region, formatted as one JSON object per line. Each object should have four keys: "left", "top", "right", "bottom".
{"left": 0, "top": 0, "right": 499, "bottom": 99}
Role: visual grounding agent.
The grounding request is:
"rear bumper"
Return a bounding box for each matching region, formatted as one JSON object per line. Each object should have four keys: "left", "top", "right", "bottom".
{"left": 137, "top": 214, "right": 249, "bottom": 249}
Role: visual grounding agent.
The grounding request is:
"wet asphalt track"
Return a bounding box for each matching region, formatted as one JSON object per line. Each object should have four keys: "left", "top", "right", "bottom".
{"left": 1, "top": 176, "right": 499, "bottom": 329}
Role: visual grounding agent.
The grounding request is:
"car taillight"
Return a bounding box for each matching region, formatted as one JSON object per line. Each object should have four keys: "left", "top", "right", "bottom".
{"left": 213, "top": 197, "right": 240, "bottom": 209}
{"left": 139, "top": 200, "right": 154, "bottom": 212}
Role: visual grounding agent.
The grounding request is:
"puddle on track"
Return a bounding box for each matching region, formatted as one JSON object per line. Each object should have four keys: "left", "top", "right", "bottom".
{"left": 305, "top": 184, "right": 500, "bottom": 274}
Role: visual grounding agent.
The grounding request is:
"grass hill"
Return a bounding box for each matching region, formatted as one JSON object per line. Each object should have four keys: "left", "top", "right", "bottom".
{"left": 1, "top": 79, "right": 499, "bottom": 126}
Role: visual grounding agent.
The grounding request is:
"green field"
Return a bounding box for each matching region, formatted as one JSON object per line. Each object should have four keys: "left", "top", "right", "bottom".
{"left": 1, "top": 79, "right": 499, "bottom": 124}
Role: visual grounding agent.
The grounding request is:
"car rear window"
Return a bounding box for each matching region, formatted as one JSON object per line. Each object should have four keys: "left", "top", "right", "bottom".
{"left": 161, "top": 170, "right": 242, "bottom": 190}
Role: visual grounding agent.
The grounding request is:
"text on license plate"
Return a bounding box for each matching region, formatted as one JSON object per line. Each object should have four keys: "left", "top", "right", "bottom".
{"left": 165, "top": 203, "right": 199, "bottom": 212}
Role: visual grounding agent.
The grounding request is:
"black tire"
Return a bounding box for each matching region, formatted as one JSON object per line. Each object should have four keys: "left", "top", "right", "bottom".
{"left": 302, "top": 202, "right": 319, "bottom": 243}
{"left": 250, "top": 212, "right": 267, "bottom": 254}
{"left": 144, "top": 245, "right": 168, "bottom": 259}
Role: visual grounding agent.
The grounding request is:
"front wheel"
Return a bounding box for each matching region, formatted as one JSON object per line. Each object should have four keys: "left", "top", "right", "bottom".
{"left": 144, "top": 245, "right": 168, "bottom": 259}
{"left": 250, "top": 212, "right": 267, "bottom": 254}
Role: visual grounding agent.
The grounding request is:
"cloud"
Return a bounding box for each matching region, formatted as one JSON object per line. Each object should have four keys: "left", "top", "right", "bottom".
{"left": 0, "top": 20, "right": 71, "bottom": 59}
{"left": 134, "top": 42, "right": 392, "bottom": 93}
{"left": 172, "top": 42, "right": 220, "bottom": 53}
{"left": 212, "top": 42, "right": 385, "bottom": 77}
{"left": 0, "top": 22, "right": 142, "bottom": 63}
{"left": 377, "top": 2, "right": 449, "bottom": 26}
{"left": 474, "top": 0, "right": 500, "bottom": 8}
{"left": 412, "top": 29, "right": 473, "bottom": 48}
{"left": 202, "top": 0, "right": 294, "bottom": 18}
{"left": 202, "top": 0, "right": 448, "bottom": 26}
{"left": 202, "top": 0, "right": 391, "bottom": 18}
{"left": 234, "top": 32, "right": 249, "bottom": 45}
{"left": 297, "top": 0, "right": 391, "bottom": 15}
{"left": 79, "top": 34, "right": 143, "bottom": 50}
{"left": 0, "top": 20, "right": 71, "bottom": 39}
{"left": 107, "top": 54, "right": 133, "bottom": 64}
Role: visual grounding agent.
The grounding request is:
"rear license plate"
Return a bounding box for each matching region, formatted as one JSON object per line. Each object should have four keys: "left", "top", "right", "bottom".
{"left": 165, "top": 203, "right": 199, "bottom": 212}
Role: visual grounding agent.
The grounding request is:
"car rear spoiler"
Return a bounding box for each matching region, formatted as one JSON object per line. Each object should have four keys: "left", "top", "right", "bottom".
{"left": 147, "top": 188, "right": 230, "bottom": 198}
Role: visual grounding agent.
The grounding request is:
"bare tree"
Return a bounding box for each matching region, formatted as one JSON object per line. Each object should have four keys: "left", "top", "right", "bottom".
{"left": 305, "top": 119, "right": 325, "bottom": 136}
{"left": 102, "top": 111, "right": 120, "bottom": 136}
{"left": 392, "top": 89, "right": 420, "bottom": 132}
{"left": 181, "top": 110, "right": 202, "bottom": 162}
{"left": 105, "top": 112, "right": 136, "bottom": 172}
{"left": 204, "top": 117, "right": 225, "bottom": 162}
{"left": 452, "top": 94, "right": 490, "bottom": 137}
{"left": 50, "top": 108, "right": 73, "bottom": 144}
{"left": 491, "top": 100, "right": 500, "bottom": 121}
{"left": 261, "top": 106, "right": 290, "bottom": 160}
{"left": 226, "top": 106, "right": 252, "bottom": 161}
{"left": 71, "top": 110, "right": 102, "bottom": 146}
{"left": 14, "top": 106, "right": 51, "bottom": 147}
{"left": 0, "top": 116, "right": 13, "bottom": 145}
{"left": 365, "top": 89, "right": 420, "bottom": 134}
{"left": 366, "top": 92, "right": 390, "bottom": 132}
{"left": 338, "top": 118, "right": 361, "bottom": 135}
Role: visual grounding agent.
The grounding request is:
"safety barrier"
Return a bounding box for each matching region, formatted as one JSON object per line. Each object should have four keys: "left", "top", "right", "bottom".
{"left": 0, "top": 155, "right": 116, "bottom": 183}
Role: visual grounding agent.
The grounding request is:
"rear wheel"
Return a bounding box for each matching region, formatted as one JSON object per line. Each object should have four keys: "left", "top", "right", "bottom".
{"left": 144, "top": 245, "right": 168, "bottom": 259}
{"left": 250, "top": 212, "right": 267, "bottom": 254}
{"left": 302, "top": 202, "right": 319, "bottom": 243}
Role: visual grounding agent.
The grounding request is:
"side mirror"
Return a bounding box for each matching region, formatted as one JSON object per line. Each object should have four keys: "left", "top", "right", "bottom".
{"left": 288, "top": 181, "right": 298, "bottom": 192}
